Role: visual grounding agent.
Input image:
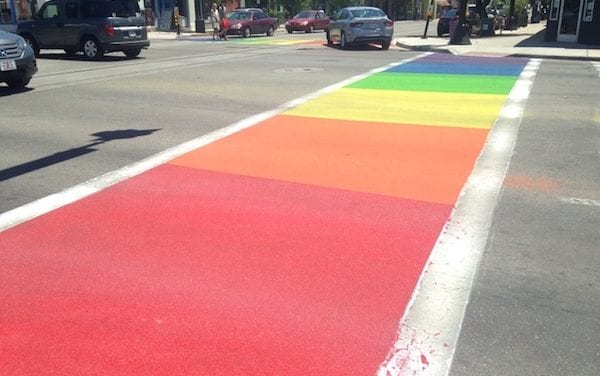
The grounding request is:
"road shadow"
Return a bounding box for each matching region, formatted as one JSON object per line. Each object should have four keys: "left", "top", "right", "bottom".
{"left": 0, "top": 129, "right": 160, "bottom": 182}
{"left": 0, "top": 86, "right": 34, "bottom": 97}
{"left": 37, "top": 52, "right": 145, "bottom": 62}
{"left": 325, "top": 43, "right": 388, "bottom": 51}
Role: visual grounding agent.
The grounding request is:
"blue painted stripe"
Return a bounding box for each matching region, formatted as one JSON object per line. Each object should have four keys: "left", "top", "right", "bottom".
{"left": 387, "top": 62, "right": 526, "bottom": 76}
{"left": 385, "top": 53, "right": 528, "bottom": 76}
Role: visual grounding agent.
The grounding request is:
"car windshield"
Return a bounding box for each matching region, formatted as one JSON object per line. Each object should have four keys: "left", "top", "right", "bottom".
{"left": 294, "top": 11, "right": 315, "bottom": 18}
{"left": 350, "top": 8, "right": 385, "bottom": 18}
{"left": 81, "top": 0, "right": 140, "bottom": 18}
{"left": 229, "top": 12, "right": 252, "bottom": 20}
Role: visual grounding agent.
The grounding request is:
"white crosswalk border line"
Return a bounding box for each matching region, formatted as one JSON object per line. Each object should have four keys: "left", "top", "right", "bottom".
{"left": 377, "top": 58, "right": 542, "bottom": 376}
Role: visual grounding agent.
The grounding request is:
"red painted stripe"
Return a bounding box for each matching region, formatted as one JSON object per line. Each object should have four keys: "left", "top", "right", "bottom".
{"left": 0, "top": 166, "right": 451, "bottom": 375}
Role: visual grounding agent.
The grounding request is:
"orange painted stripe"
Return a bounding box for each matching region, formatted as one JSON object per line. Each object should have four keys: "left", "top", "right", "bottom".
{"left": 170, "top": 115, "right": 489, "bottom": 205}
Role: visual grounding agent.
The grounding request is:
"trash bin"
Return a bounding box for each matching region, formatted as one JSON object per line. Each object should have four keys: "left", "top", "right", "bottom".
{"left": 480, "top": 18, "right": 495, "bottom": 36}
{"left": 449, "top": 20, "right": 458, "bottom": 38}
{"left": 195, "top": 19, "right": 205, "bottom": 33}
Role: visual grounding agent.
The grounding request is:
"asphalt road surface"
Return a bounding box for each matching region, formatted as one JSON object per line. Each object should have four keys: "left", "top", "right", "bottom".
{"left": 1, "top": 27, "right": 598, "bottom": 375}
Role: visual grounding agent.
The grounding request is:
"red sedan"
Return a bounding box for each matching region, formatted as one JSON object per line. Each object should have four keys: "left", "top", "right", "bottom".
{"left": 285, "top": 10, "right": 330, "bottom": 33}
{"left": 226, "top": 8, "right": 278, "bottom": 37}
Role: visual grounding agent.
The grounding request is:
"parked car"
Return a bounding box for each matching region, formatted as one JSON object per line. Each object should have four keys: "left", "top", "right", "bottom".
{"left": 226, "top": 8, "right": 278, "bottom": 37}
{"left": 437, "top": 7, "right": 457, "bottom": 37}
{"left": 0, "top": 29, "right": 37, "bottom": 89}
{"left": 285, "top": 10, "right": 329, "bottom": 33}
{"left": 17, "top": 0, "right": 150, "bottom": 60}
{"left": 326, "top": 6, "right": 393, "bottom": 50}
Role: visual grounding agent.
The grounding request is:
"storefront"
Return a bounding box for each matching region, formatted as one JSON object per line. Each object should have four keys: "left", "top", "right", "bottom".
{"left": 0, "top": 0, "right": 35, "bottom": 31}
{"left": 152, "top": 0, "right": 239, "bottom": 32}
{"left": 546, "top": 0, "right": 600, "bottom": 44}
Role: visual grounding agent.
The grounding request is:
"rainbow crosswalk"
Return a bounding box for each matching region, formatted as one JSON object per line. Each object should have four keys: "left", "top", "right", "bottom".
{"left": 0, "top": 53, "right": 528, "bottom": 375}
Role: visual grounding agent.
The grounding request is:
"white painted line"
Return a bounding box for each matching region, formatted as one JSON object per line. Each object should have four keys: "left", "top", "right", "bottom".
{"left": 560, "top": 197, "right": 600, "bottom": 207}
{"left": 592, "top": 62, "right": 600, "bottom": 77}
{"left": 377, "top": 58, "right": 542, "bottom": 376}
{"left": 0, "top": 54, "right": 428, "bottom": 233}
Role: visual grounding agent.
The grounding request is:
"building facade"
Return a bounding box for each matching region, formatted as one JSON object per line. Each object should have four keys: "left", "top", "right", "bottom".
{"left": 545, "top": 0, "right": 600, "bottom": 44}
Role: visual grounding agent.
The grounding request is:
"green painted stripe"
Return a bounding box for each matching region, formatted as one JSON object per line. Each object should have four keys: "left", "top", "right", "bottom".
{"left": 348, "top": 72, "right": 518, "bottom": 95}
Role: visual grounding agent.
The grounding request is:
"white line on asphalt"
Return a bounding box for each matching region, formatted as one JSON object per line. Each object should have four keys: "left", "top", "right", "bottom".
{"left": 560, "top": 197, "right": 600, "bottom": 207}
{"left": 0, "top": 54, "right": 428, "bottom": 232}
{"left": 377, "top": 58, "right": 542, "bottom": 376}
{"left": 592, "top": 62, "right": 600, "bottom": 77}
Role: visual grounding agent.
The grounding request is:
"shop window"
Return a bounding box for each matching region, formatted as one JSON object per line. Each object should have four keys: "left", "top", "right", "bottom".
{"left": 16, "top": 0, "right": 32, "bottom": 20}
{"left": 1, "top": 0, "right": 13, "bottom": 23}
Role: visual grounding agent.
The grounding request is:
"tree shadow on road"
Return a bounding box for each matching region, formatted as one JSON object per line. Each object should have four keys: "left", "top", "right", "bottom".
{"left": 0, "top": 129, "right": 161, "bottom": 182}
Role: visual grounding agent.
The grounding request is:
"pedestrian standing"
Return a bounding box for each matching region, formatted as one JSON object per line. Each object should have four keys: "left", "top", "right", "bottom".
{"left": 210, "top": 3, "right": 220, "bottom": 40}
{"left": 218, "top": 1, "right": 229, "bottom": 40}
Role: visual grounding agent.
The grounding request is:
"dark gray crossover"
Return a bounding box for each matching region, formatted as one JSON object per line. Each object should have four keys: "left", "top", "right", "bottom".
{"left": 17, "top": 0, "right": 149, "bottom": 59}
{"left": 0, "top": 29, "right": 37, "bottom": 88}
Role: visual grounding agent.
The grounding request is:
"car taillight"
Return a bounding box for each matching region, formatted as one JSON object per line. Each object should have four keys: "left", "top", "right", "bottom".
{"left": 385, "top": 19, "right": 393, "bottom": 27}
{"left": 350, "top": 22, "right": 363, "bottom": 28}
{"left": 103, "top": 23, "right": 115, "bottom": 37}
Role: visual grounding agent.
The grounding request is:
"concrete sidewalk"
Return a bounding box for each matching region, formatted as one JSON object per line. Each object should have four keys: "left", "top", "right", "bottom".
{"left": 395, "top": 21, "right": 600, "bottom": 60}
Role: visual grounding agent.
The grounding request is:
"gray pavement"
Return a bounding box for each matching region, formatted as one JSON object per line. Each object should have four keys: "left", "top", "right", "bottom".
{"left": 450, "top": 58, "right": 600, "bottom": 376}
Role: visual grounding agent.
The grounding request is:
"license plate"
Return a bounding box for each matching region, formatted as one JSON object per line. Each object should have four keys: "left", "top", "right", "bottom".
{"left": 367, "top": 23, "right": 378, "bottom": 29}
{"left": 128, "top": 31, "right": 137, "bottom": 37}
{"left": 0, "top": 59, "right": 17, "bottom": 71}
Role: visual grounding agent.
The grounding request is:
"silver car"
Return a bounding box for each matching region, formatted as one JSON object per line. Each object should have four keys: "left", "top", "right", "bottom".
{"left": 326, "top": 6, "right": 394, "bottom": 50}
{"left": 0, "top": 30, "right": 37, "bottom": 89}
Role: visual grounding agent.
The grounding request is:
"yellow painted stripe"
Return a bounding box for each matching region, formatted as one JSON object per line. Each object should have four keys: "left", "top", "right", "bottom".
{"left": 284, "top": 88, "right": 507, "bottom": 129}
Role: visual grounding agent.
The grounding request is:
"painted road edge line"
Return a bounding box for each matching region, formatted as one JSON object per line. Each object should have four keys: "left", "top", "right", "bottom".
{"left": 377, "top": 58, "right": 542, "bottom": 376}
{"left": 0, "top": 53, "right": 429, "bottom": 233}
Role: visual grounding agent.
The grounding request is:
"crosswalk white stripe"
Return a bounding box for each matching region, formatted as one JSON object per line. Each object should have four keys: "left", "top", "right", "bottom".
{"left": 377, "top": 58, "right": 542, "bottom": 376}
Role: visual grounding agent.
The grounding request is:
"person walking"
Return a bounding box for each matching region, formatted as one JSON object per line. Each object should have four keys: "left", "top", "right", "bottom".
{"left": 210, "top": 3, "right": 220, "bottom": 40}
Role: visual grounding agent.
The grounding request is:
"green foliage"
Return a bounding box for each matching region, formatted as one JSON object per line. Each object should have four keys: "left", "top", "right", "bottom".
{"left": 514, "top": 0, "right": 528, "bottom": 13}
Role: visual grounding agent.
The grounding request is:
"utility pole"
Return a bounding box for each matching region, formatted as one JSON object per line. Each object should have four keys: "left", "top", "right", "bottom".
{"left": 422, "top": 0, "right": 435, "bottom": 39}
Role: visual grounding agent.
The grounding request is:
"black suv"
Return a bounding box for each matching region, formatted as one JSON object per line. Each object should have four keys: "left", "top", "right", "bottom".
{"left": 17, "top": 0, "right": 149, "bottom": 59}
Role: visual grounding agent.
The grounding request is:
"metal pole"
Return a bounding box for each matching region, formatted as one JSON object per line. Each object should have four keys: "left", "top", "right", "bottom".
{"left": 422, "top": 0, "right": 435, "bottom": 39}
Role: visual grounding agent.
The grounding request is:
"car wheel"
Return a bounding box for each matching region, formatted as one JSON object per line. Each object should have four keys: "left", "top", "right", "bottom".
{"left": 266, "top": 25, "right": 274, "bottom": 36}
{"left": 340, "top": 31, "right": 348, "bottom": 49}
{"left": 381, "top": 39, "right": 391, "bottom": 50}
{"left": 306, "top": 24, "right": 314, "bottom": 33}
{"left": 64, "top": 49, "right": 77, "bottom": 56}
{"left": 6, "top": 77, "right": 31, "bottom": 89}
{"left": 22, "top": 34, "right": 39, "bottom": 57}
{"left": 124, "top": 48, "right": 141, "bottom": 58}
{"left": 326, "top": 30, "right": 332, "bottom": 45}
{"left": 242, "top": 26, "right": 251, "bottom": 38}
{"left": 82, "top": 37, "right": 103, "bottom": 60}
{"left": 287, "top": 28, "right": 292, "bottom": 34}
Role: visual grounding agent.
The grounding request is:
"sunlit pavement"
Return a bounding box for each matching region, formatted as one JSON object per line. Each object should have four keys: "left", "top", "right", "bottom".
{"left": 0, "top": 54, "right": 530, "bottom": 374}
